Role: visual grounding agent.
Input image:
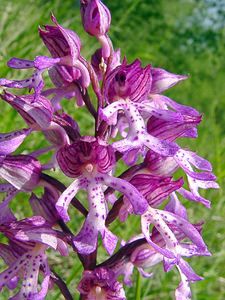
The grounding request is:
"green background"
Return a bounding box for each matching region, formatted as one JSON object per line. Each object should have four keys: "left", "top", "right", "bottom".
{"left": 0, "top": 0, "right": 225, "bottom": 299}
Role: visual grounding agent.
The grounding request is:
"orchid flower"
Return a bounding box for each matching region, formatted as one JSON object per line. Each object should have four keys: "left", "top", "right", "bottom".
{"left": 0, "top": 216, "right": 68, "bottom": 299}
{"left": 0, "top": 15, "right": 90, "bottom": 101}
{"left": 108, "top": 198, "right": 208, "bottom": 300}
{"left": 100, "top": 59, "right": 182, "bottom": 165}
{"left": 78, "top": 267, "right": 126, "bottom": 300}
{"left": 56, "top": 137, "right": 148, "bottom": 254}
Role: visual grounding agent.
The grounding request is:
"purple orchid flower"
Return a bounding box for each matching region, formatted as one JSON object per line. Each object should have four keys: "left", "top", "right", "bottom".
{"left": 128, "top": 240, "right": 203, "bottom": 300}
{"left": 118, "top": 173, "right": 183, "bottom": 222}
{"left": 77, "top": 267, "right": 126, "bottom": 300}
{"left": 0, "top": 70, "right": 43, "bottom": 101}
{"left": 100, "top": 59, "right": 201, "bottom": 167}
{"left": 39, "top": 14, "right": 90, "bottom": 89}
{"left": 0, "top": 91, "right": 72, "bottom": 169}
{"left": 143, "top": 148, "right": 219, "bottom": 208}
{"left": 56, "top": 137, "right": 148, "bottom": 255}
{"left": 0, "top": 15, "right": 90, "bottom": 101}
{"left": 0, "top": 56, "right": 59, "bottom": 100}
{"left": 141, "top": 203, "right": 210, "bottom": 277}
{"left": 100, "top": 59, "right": 183, "bottom": 165}
{"left": 140, "top": 96, "right": 219, "bottom": 209}
{"left": 0, "top": 154, "right": 43, "bottom": 222}
{"left": 0, "top": 216, "right": 68, "bottom": 299}
{"left": 110, "top": 198, "right": 208, "bottom": 299}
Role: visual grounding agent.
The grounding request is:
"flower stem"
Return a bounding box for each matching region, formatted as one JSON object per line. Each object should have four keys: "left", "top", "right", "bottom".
{"left": 135, "top": 270, "right": 141, "bottom": 300}
{"left": 50, "top": 269, "right": 73, "bottom": 300}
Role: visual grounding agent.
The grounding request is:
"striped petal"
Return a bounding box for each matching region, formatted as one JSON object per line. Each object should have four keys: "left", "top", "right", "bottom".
{"left": 129, "top": 174, "right": 183, "bottom": 207}
{"left": 1, "top": 91, "right": 53, "bottom": 129}
{"left": 151, "top": 68, "right": 187, "bottom": 94}
{"left": 0, "top": 155, "right": 41, "bottom": 191}
{"left": 0, "top": 128, "right": 32, "bottom": 155}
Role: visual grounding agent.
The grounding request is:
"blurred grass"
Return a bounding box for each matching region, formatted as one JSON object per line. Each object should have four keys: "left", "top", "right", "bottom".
{"left": 0, "top": 0, "right": 225, "bottom": 299}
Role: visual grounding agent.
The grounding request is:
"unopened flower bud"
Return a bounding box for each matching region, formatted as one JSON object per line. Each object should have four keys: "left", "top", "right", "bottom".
{"left": 80, "top": 0, "right": 111, "bottom": 58}
{"left": 80, "top": 0, "right": 111, "bottom": 37}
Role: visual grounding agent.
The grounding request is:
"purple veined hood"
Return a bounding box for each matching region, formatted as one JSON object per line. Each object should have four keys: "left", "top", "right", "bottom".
{"left": 0, "top": 91, "right": 53, "bottom": 130}
{"left": 0, "top": 154, "right": 41, "bottom": 191}
{"left": 39, "top": 14, "right": 90, "bottom": 88}
{"left": 57, "top": 136, "right": 115, "bottom": 177}
{"left": 104, "top": 58, "right": 152, "bottom": 103}
{"left": 77, "top": 267, "right": 126, "bottom": 300}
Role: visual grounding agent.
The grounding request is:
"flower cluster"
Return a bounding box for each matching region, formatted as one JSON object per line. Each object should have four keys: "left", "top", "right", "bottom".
{"left": 0, "top": 1, "right": 218, "bottom": 299}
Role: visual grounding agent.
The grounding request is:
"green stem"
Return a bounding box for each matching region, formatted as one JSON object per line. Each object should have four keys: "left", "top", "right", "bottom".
{"left": 135, "top": 271, "right": 141, "bottom": 300}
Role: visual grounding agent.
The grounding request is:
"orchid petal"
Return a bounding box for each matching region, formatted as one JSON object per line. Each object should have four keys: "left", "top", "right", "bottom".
{"left": 178, "top": 258, "right": 203, "bottom": 282}
{"left": 0, "top": 71, "right": 44, "bottom": 98}
{"left": 129, "top": 174, "right": 183, "bottom": 207}
{"left": 0, "top": 252, "right": 29, "bottom": 289}
{"left": 0, "top": 189, "right": 17, "bottom": 224}
{"left": 15, "top": 230, "right": 58, "bottom": 249}
{"left": 1, "top": 91, "right": 53, "bottom": 129}
{"left": 179, "top": 243, "right": 211, "bottom": 258}
{"left": 155, "top": 209, "right": 207, "bottom": 250}
{"left": 11, "top": 252, "right": 42, "bottom": 300}
{"left": 175, "top": 266, "right": 192, "bottom": 300}
{"left": 141, "top": 209, "right": 176, "bottom": 259}
{"left": 74, "top": 183, "right": 117, "bottom": 255}
{"left": 7, "top": 58, "right": 34, "bottom": 69}
{"left": 0, "top": 183, "right": 14, "bottom": 192}
{"left": 55, "top": 178, "right": 83, "bottom": 222}
{"left": 0, "top": 243, "right": 17, "bottom": 267}
{"left": 147, "top": 115, "right": 201, "bottom": 142}
{"left": 177, "top": 149, "right": 212, "bottom": 172}
{"left": 151, "top": 95, "right": 200, "bottom": 117}
{"left": 34, "top": 56, "right": 60, "bottom": 70}
{"left": 32, "top": 254, "right": 50, "bottom": 300}
{"left": 0, "top": 128, "right": 32, "bottom": 155}
{"left": 165, "top": 193, "right": 188, "bottom": 220}
{"left": 99, "top": 100, "right": 126, "bottom": 125}
{"left": 143, "top": 134, "right": 179, "bottom": 157}
{"left": 135, "top": 102, "right": 184, "bottom": 122}
{"left": 151, "top": 68, "right": 188, "bottom": 94}
{"left": 102, "top": 173, "right": 148, "bottom": 215}
{"left": 174, "top": 149, "right": 216, "bottom": 181}
{"left": 0, "top": 155, "right": 41, "bottom": 191}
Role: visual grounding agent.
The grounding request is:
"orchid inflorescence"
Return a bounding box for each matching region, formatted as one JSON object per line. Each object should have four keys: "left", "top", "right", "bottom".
{"left": 0, "top": 1, "right": 218, "bottom": 299}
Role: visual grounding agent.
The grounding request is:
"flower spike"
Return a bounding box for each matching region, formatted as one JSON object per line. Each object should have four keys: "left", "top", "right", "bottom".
{"left": 0, "top": 4, "right": 218, "bottom": 300}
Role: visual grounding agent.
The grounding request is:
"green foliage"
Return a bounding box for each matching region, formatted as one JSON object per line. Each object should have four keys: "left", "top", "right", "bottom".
{"left": 0, "top": 0, "right": 225, "bottom": 299}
